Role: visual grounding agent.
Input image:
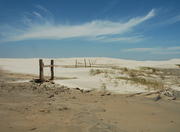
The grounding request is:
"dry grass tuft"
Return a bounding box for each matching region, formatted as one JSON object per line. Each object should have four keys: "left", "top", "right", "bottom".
{"left": 89, "top": 69, "right": 115, "bottom": 76}
{"left": 116, "top": 76, "right": 164, "bottom": 90}
{"left": 89, "top": 69, "right": 104, "bottom": 76}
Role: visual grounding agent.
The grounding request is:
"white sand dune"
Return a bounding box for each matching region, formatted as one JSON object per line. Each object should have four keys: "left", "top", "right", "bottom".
{"left": 0, "top": 57, "right": 180, "bottom": 94}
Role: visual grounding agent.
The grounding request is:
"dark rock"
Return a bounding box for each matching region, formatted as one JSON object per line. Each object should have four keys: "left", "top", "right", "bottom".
{"left": 39, "top": 109, "right": 50, "bottom": 113}
{"left": 58, "top": 106, "right": 69, "bottom": 111}
{"left": 101, "top": 94, "right": 105, "bottom": 96}
{"left": 106, "top": 92, "right": 111, "bottom": 96}
{"left": 48, "top": 94, "right": 54, "bottom": 98}
{"left": 29, "top": 127, "right": 37, "bottom": 131}
{"left": 154, "top": 94, "right": 161, "bottom": 101}
{"left": 75, "top": 87, "right": 80, "bottom": 90}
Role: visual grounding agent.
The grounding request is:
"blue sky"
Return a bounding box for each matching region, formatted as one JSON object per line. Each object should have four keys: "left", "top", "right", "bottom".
{"left": 0, "top": 0, "right": 180, "bottom": 60}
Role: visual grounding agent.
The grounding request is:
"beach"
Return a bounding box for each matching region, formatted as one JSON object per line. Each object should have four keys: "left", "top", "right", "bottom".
{"left": 0, "top": 58, "right": 180, "bottom": 132}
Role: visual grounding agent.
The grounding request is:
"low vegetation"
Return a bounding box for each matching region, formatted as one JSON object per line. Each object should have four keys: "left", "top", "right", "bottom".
{"left": 116, "top": 76, "right": 164, "bottom": 90}
{"left": 89, "top": 69, "right": 104, "bottom": 76}
{"left": 89, "top": 67, "right": 170, "bottom": 90}
{"left": 89, "top": 69, "right": 115, "bottom": 76}
{"left": 89, "top": 66, "right": 180, "bottom": 91}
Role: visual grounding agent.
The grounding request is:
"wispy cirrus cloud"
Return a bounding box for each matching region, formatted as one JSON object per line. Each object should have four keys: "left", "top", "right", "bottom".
{"left": 122, "top": 46, "right": 180, "bottom": 55}
{"left": 166, "top": 15, "right": 180, "bottom": 25}
{"left": 0, "top": 7, "right": 155, "bottom": 43}
{"left": 122, "top": 48, "right": 154, "bottom": 52}
{"left": 96, "top": 35, "right": 145, "bottom": 43}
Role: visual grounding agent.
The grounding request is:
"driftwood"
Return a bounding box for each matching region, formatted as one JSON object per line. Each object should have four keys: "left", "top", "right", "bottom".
{"left": 126, "top": 88, "right": 177, "bottom": 101}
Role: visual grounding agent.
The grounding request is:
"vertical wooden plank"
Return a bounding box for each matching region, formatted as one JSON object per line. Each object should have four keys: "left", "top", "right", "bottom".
{"left": 50, "top": 59, "right": 54, "bottom": 80}
{"left": 75, "top": 59, "right": 78, "bottom": 68}
{"left": 39, "top": 59, "right": 44, "bottom": 82}
{"left": 84, "top": 59, "right": 86, "bottom": 68}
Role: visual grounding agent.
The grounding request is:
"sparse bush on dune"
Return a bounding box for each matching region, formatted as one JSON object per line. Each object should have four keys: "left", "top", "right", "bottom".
{"left": 116, "top": 76, "right": 164, "bottom": 90}
{"left": 128, "top": 71, "right": 137, "bottom": 78}
{"left": 140, "top": 67, "right": 160, "bottom": 74}
{"left": 89, "top": 69, "right": 115, "bottom": 76}
{"left": 89, "top": 69, "right": 103, "bottom": 76}
{"left": 89, "top": 66, "right": 179, "bottom": 91}
{"left": 122, "top": 67, "right": 128, "bottom": 72}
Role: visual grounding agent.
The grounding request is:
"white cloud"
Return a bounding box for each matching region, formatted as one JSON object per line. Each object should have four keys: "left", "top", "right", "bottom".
{"left": 163, "top": 15, "right": 180, "bottom": 25}
{"left": 33, "top": 11, "right": 43, "bottom": 19}
{"left": 166, "top": 46, "right": 180, "bottom": 50}
{"left": 0, "top": 8, "right": 155, "bottom": 42}
{"left": 123, "top": 48, "right": 154, "bottom": 52}
{"left": 122, "top": 46, "right": 180, "bottom": 55}
{"left": 95, "top": 35, "right": 145, "bottom": 43}
{"left": 153, "top": 51, "right": 180, "bottom": 55}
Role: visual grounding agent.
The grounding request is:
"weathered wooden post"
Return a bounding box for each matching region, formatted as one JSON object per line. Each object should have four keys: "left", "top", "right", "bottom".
{"left": 84, "top": 58, "right": 86, "bottom": 68}
{"left": 75, "top": 59, "right": 78, "bottom": 68}
{"left": 50, "top": 60, "right": 54, "bottom": 80}
{"left": 39, "top": 59, "right": 44, "bottom": 82}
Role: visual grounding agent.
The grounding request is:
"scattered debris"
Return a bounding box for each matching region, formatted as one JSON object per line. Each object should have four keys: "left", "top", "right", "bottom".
{"left": 58, "top": 106, "right": 69, "bottom": 111}
{"left": 75, "top": 87, "right": 84, "bottom": 93}
{"left": 153, "top": 94, "right": 161, "bottom": 101}
{"left": 101, "top": 92, "right": 111, "bottom": 96}
{"left": 126, "top": 88, "right": 178, "bottom": 101}
{"left": 39, "top": 109, "right": 50, "bottom": 113}
{"left": 127, "top": 92, "right": 143, "bottom": 97}
{"left": 48, "top": 94, "right": 54, "bottom": 98}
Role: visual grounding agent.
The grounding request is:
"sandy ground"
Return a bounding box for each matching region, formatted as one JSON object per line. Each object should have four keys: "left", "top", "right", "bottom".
{"left": 0, "top": 70, "right": 180, "bottom": 132}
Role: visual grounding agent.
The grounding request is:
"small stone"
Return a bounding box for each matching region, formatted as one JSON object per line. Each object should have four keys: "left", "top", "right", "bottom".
{"left": 170, "top": 120, "right": 174, "bottom": 123}
{"left": 30, "top": 128, "right": 37, "bottom": 131}
{"left": 39, "top": 109, "right": 45, "bottom": 112}
{"left": 58, "top": 106, "right": 69, "bottom": 111}
{"left": 48, "top": 94, "right": 54, "bottom": 98}
{"left": 106, "top": 92, "right": 111, "bottom": 96}
{"left": 101, "top": 94, "right": 105, "bottom": 96}
{"left": 25, "top": 107, "right": 29, "bottom": 110}
{"left": 39, "top": 109, "right": 50, "bottom": 113}
{"left": 154, "top": 94, "right": 161, "bottom": 101}
{"left": 51, "top": 81, "right": 55, "bottom": 84}
{"left": 75, "top": 87, "right": 80, "bottom": 90}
